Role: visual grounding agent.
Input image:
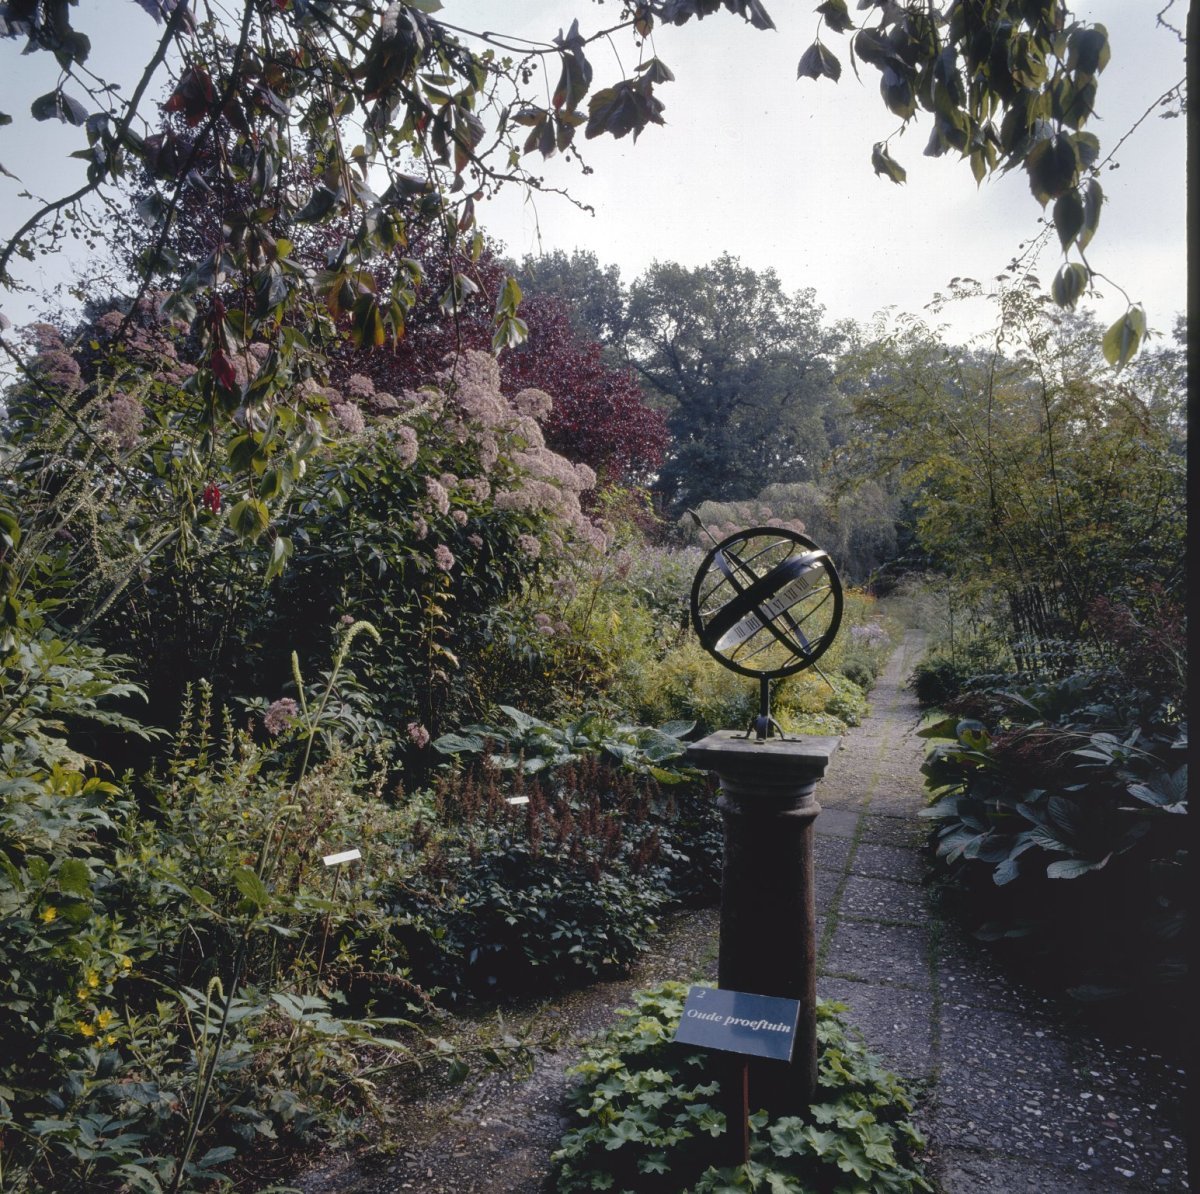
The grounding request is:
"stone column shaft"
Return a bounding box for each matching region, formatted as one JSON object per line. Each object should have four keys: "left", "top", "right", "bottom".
{"left": 686, "top": 731, "right": 838, "bottom": 1118}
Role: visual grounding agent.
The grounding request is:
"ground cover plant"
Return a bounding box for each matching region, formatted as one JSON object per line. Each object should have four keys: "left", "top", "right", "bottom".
{"left": 552, "top": 982, "right": 931, "bottom": 1193}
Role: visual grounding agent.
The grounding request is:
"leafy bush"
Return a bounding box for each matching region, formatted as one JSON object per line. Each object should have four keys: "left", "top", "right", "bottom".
{"left": 434, "top": 705, "right": 696, "bottom": 780}
{"left": 377, "top": 756, "right": 722, "bottom": 996}
{"left": 552, "top": 982, "right": 930, "bottom": 1193}
{"left": 841, "top": 659, "right": 874, "bottom": 689}
{"left": 635, "top": 590, "right": 885, "bottom": 737}
{"left": 0, "top": 620, "right": 498, "bottom": 1192}
{"left": 908, "top": 631, "right": 1012, "bottom": 708}
{"left": 919, "top": 672, "right": 1187, "bottom": 1036}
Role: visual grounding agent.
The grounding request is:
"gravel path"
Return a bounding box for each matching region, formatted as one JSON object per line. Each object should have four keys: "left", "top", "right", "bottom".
{"left": 290, "top": 631, "right": 1189, "bottom": 1193}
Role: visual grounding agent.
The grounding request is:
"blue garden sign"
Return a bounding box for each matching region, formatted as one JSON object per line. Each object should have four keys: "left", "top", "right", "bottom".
{"left": 673, "top": 985, "right": 801, "bottom": 1063}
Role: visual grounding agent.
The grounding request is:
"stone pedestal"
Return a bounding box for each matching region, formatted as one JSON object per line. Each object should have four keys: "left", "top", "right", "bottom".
{"left": 685, "top": 731, "right": 838, "bottom": 1117}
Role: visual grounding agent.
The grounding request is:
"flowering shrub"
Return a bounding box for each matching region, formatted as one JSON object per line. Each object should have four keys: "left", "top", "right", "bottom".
{"left": 7, "top": 311, "right": 605, "bottom": 768}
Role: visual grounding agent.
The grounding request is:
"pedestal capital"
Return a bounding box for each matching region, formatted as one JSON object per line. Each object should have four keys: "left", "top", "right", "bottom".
{"left": 686, "top": 731, "right": 840, "bottom": 805}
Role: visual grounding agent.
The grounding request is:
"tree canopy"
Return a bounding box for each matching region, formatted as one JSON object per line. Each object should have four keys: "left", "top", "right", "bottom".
{"left": 1, "top": 0, "right": 1144, "bottom": 384}
{"left": 623, "top": 254, "right": 845, "bottom": 512}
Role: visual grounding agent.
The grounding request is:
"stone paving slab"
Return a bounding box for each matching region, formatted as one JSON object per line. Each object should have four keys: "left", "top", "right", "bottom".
{"left": 813, "top": 805, "right": 860, "bottom": 838}
{"left": 850, "top": 841, "right": 927, "bottom": 884}
{"left": 823, "top": 919, "right": 933, "bottom": 989}
{"left": 816, "top": 976, "right": 936, "bottom": 1080}
{"left": 840, "top": 873, "right": 929, "bottom": 924}
{"left": 858, "top": 812, "right": 929, "bottom": 849}
{"left": 812, "top": 862, "right": 843, "bottom": 911}
{"left": 934, "top": 1149, "right": 1146, "bottom": 1194}
{"left": 812, "top": 832, "right": 852, "bottom": 875}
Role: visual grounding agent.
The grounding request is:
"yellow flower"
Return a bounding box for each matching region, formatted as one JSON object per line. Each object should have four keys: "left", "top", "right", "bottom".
{"left": 86, "top": 970, "right": 100, "bottom": 988}
{"left": 105, "top": 1034, "right": 117, "bottom": 1046}
{"left": 96, "top": 1009, "right": 116, "bottom": 1030}
{"left": 120, "top": 956, "right": 133, "bottom": 971}
{"left": 77, "top": 1021, "right": 96, "bottom": 1038}
{"left": 40, "top": 906, "right": 57, "bottom": 923}
{"left": 76, "top": 987, "right": 90, "bottom": 1001}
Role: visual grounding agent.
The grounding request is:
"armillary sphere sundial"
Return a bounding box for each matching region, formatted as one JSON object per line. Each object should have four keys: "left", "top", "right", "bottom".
{"left": 689, "top": 522, "right": 843, "bottom": 741}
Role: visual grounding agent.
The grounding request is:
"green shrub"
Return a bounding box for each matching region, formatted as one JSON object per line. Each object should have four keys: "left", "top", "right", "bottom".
{"left": 919, "top": 671, "right": 1187, "bottom": 1037}
{"left": 378, "top": 757, "right": 723, "bottom": 996}
{"left": 0, "top": 622, "right": 486, "bottom": 1191}
{"left": 909, "top": 631, "right": 1011, "bottom": 708}
{"left": 841, "top": 660, "right": 877, "bottom": 691}
{"left": 552, "top": 982, "right": 930, "bottom": 1193}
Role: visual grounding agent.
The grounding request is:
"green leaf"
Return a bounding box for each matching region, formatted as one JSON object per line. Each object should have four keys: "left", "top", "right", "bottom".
{"left": 797, "top": 41, "right": 842, "bottom": 82}
{"left": 264, "top": 534, "right": 293, "bottom": 581}
{"left": 1078, "top": 177, "right": 1103, "bottom": 250}
{"left": 56, "top": 859, "right": 91, "bottom": 895}
{"left": 1101, "top": 305, "right": 1146, "bottom": 371}
{"left": 1047, "top": 854, "right": 1111, "bottom": 879}
{"left": 816, "top": 0, "right": 853, "bottom": 34}
{"left": 1025, "top": 133, "right": 1078, "bottom": 206}
{"left": 31, "top": 91, "right": 88, "bottom": 126}
{"left": 432, "top": 731, "right": 486, "bottom": 755}
{"left": 1068, "top": 24, "right": 1110, "bottom": 75}
{"left": 1052, "top": 189, "right": 1084, "bottom": 251}
{"left": 198, "top": 1145, "right": 238, "bottom": 1168}
{"left": 229, "top": 498, "right": 270, "bottom": 541}
{"left": 955, "top": 719, "right": 990, "bottom": 751}
{"left": 232, "top": 867, "right": 269, "bottom": 910}
{"left": 870, "top": 142, "right": 906, "bottom": 184}
{"left": 1050, "top": 262, "right": 1089, "bottom": 310}
{"left": 635, "top": 57, "right": 675, "bottom": 85}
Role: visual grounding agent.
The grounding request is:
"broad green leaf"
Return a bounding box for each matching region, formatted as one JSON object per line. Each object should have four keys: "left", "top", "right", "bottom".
{"left": 1052, "top": 189, "right": 1084, "bottom": 251}
{"left": 1025, "top": 133, "right": 1078, "bottom": 206}
{"left": 432, "top": 731, "right": 486, "bottom": 754}
{"left": 56, "top": 859, "right": 91, "bottom": 895}
{"left": 870, "top": 142, "right": 906, "bottom": 184}
{"left": 1101, "top": 305, "right": 1145, "bottom": 371}
{"left": 232, "top": 867, "right": 269, "bottom": 910}
{"left": 264, "top": 534, "right": 293, "bottom": 581}
{"left": 31, "top": 90, "right": 88, "bottom": 126}
{"left": 816, "top": 0, "right": 853, "bottom": 34}
{"left": 1078, "top": 178, "right": 1103, "bottom": 250}
{"left": 1050, "top": 262, "right": 1089, "bottom": 310}
{"left": 797, "top": 42, "right": 841, "bottom": 83}
{"left": 1068, "top": 24, "right": 1110, "bottom": 75}
{"left": 955, "top": 720, "right": 984, "bottom": 748}
{"left": 1047, "top": 854, "right": 1110, "bottom": 879}
{"left": 229, "top": 497, "right": 270, "bottom": 541}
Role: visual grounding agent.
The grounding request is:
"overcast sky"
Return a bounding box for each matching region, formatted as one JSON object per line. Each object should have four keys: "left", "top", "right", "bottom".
{"left": 0, "top": 1, "right": 1187, "bottom": 349}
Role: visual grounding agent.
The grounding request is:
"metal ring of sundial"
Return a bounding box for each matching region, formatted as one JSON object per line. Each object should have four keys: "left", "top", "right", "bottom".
{"left": 690, "top": 526, "right": 843, "bottom": 680}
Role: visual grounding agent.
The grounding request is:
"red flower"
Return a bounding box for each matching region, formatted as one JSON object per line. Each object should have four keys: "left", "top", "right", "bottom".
{"left": 202, "top": 482, "right": 222, "bottom": 514}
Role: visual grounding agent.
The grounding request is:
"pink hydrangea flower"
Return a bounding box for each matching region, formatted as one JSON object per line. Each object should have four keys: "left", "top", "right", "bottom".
{"left": 264, "top": 698, "right": 299, "bottom": 737}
